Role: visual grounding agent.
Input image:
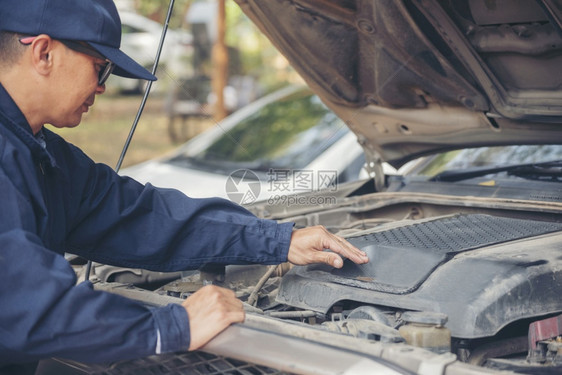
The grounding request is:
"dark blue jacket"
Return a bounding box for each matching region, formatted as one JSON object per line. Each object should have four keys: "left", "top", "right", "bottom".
{"left": 0, "top": 84, "right": 293, "bottom": 365}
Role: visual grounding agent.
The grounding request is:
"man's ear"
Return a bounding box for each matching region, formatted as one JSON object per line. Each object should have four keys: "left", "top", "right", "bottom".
{"left": 29, "top": 34, "right": 55, "bottom": 77}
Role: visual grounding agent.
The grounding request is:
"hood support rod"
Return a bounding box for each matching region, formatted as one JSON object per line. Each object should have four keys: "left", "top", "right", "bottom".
{"left": 85, "top": 0, "right": 176, "bottom": 282}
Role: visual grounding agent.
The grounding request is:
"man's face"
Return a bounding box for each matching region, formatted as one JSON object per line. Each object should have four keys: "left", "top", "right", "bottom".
{"left": 46, "top": 40, "right": 107, "bottom": 128}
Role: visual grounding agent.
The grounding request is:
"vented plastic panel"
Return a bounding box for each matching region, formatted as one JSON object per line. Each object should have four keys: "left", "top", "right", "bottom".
{"left": 302, "top": 214, "right": 562, "bottom": 294}
{"left": 351, "top": 214, "right": 562, "bottom": 253}
{"left": 40, "top": 351, "right": 292, "bottom": 375}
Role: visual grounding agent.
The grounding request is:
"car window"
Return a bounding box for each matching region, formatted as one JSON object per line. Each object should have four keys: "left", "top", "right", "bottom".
{"left": 181, "top": 90, "right": 348, "bottom": 171}
{"left": 416, "top": 145, "right": 562, "bottom": 177}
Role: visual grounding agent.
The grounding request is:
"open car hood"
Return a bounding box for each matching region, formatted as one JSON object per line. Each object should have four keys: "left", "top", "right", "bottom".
{"left": 234, "top": 0, "right": 562, "bottom": 168}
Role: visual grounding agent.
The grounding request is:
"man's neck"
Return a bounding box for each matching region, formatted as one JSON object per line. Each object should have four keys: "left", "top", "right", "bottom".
{"left": 0, "top": 74, "right": 45, "bottom": 134}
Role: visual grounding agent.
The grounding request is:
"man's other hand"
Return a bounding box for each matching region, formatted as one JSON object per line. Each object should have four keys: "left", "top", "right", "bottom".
{"left": 182, "top": 285, "right": 245, "bottom": 351}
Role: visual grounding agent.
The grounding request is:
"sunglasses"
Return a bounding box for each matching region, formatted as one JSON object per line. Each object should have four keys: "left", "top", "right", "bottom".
{"left": 19, "top": 36, "right": 115, "bottom": 86}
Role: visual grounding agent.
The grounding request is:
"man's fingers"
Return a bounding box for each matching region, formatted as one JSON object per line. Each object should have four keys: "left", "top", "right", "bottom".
{"left": 323, "top": 233, "right": 369, "bottom": 264}
{"left": 306, "top": 251, "right": 344, "bottom": 268}
{"left": 330, "top": 254, "right": 344, "bottom": 268}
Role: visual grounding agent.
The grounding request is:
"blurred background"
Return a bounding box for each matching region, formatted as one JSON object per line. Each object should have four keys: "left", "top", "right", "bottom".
{"left": 52, "top": 0, "right": 303, "bottom": 169}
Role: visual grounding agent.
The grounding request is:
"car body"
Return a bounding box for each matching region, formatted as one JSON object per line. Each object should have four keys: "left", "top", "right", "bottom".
{"left": 108, "top": 11, "right": 192, "bottom": 93}
{"left": 121, "top": 85, "right": 368, "bottom": 204}
{"left": 40, "top": 1, "right": 562, "bottom": 374}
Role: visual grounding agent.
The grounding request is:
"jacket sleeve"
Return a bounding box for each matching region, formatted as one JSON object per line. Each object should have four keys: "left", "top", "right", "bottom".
{"left": 0, "top": 166, "right": 190, "bottom": 364}
{"left": 0, "top": 229, "right": 191, "bottom": 364}
{"left": 60, "top": 141, "right": 293, "bottom": 271}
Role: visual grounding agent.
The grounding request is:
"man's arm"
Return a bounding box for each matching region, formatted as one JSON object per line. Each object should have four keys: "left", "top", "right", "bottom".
{"left": 0, "top": 229, "right": 190, "bottom": 364}
{"left": 0, "top": 159, "right": 189, "bottom": 364}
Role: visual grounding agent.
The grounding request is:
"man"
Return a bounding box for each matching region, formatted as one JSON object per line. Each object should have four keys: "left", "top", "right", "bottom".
{"left": 0, "top": 0, "right": 369, "bottom": 371}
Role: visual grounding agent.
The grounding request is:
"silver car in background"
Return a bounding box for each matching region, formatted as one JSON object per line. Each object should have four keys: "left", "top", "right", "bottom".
{"left": 122, "top": 85, "right": 368, "bottom": 204}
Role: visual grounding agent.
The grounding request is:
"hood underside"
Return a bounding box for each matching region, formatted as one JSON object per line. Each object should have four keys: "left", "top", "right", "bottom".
{"left": 235, "top": 0, "right": 562, "bottom": 167}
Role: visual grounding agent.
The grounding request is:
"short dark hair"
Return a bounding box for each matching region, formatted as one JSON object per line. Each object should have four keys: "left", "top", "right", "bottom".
{"left": 0, "top": 31, "right": 26, "bottom": 69}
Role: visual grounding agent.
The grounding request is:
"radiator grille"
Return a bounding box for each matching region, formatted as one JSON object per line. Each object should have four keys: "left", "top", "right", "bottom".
{"left": 47, "top": 351, "right": 292, "bottom": 375}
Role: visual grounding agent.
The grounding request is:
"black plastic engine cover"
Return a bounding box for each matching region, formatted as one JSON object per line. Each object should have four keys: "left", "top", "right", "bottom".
{"left": 277, "top": 214, "right": 562, "bottom": 339}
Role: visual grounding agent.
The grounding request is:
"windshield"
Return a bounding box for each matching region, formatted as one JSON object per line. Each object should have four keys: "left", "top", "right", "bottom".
{"left": 416, "top": 145, "right": 562, "bottom": 178}
{"left": 172, "top": 90, "right": 348, "bottom": 172}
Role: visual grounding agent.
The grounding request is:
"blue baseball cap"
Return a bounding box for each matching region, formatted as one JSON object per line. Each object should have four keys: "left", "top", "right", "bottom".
{"left": 0, "top": 0, "right": 156, "bottom": 81}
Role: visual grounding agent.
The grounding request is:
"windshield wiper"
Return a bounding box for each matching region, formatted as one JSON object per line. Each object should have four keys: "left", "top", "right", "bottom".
{"left": 430, "top": 160, "right": 562, "bottom": 182}
{"left": 508, "top": 162, "right": 562, "bottom": 182}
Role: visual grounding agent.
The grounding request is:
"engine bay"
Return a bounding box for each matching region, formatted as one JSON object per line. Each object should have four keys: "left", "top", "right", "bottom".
{"left": 78, "top": 191, "right": 562, "bottom": 374}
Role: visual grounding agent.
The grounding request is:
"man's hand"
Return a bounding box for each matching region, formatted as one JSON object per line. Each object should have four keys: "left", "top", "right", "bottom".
{"left": 182, "top": 285, "right": 245, "bottom": 351}
{"left": 288, "top": 226, "right": 369, "bottom": 268}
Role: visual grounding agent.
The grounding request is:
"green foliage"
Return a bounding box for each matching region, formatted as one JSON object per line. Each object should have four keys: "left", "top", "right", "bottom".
{"left": 134, "top": 0, "right": 193, "bottom": 29}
